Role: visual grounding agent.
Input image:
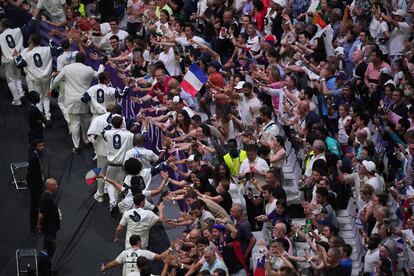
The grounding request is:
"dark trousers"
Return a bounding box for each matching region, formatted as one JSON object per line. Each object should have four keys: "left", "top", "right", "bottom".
{"left": 29, "top": 189, "right": 42, "bottom": 232}
{"left": 244, "top": 195, "right": 263, "bottom": 231}
{"left": 43, "top": 233, "right": 57, "bottom": 258}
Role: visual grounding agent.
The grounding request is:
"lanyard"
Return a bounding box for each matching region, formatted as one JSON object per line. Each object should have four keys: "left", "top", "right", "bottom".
{"left": 34, "top": 151, "right": 45, "bottom": 182}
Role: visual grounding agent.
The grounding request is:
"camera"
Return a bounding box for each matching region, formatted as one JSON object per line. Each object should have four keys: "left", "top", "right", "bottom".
{"left": 245, "top": 172, "right": 252, "bottom": 180}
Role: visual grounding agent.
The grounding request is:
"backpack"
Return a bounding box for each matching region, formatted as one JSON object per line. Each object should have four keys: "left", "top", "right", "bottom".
{"left": 124, "top": 250, "right": 139, "bottom": 275}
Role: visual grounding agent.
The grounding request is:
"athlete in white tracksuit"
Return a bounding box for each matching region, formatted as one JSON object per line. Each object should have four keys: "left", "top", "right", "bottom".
{"left": 0, "top": 17, "right": 34, "bottom": 105}
{"left": 51, "top": 52, "right": 105, "bottom": 150}
{"left": 84, "top": 72, "right": 117, "bottom": 120}
{"left": 103, "top": 116, "right": 134, "bottom": 211}
{"left": 87, "top": 103, "right": 126, "bottom": 203}
{"left": 55, "top": 39, "right": 78, "bottom": 124}
{"left": 20, "top": 34, "right": 53, "bottom": 120}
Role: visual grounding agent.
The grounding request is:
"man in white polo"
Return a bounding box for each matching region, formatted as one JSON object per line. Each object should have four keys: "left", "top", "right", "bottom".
{"left": 114, "top": 194, "right": 165, "bottom": 249}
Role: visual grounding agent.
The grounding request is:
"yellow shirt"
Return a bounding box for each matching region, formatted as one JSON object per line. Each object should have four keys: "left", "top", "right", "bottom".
{"left": 223, "top": 150, "right": 247, "bottom": 177}
{"left": 155, "top": 4, "right": 173, "bottom": 18}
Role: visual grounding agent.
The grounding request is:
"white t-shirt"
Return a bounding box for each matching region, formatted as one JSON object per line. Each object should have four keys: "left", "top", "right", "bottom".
{"left": 264, "top": 8, "right": 277, "bottom": 35}
{"left": 124, "top": 146, "right": 159, "bottom": 168}
{"left": 86, "top": 83, "right": 117, "bottom": 115}
{"left": 363, "top": 248, "right": 379, "bottom": 273}
{"left": 366, "top": 176, "right": 383, "bottom": 194}
{"left": 56, "top": 50, "right": 78, "bottom": 71}
{"left": 0, "top": 27, "right": 24, "bottom": 63}
{"left": 101, "top": 30, "right": 129, "bottom": 50}
{"left": 389, "top": 22, "right": 410, "bottom": 56}
{"left": 115, "top": 247, "right": 156, "bottom": 276}
{"left": 120, "top": 207, "right": 159, "bottom": 249}
{"left": 246, "top": 35, "right": 260, "bottom": 53}
{"left": 36, "top": 0, "right": 66, "bottom": 22}
{"left": 369, "top": 17, "right": 389, "bottom": 55}
{"left": 21, "top": 46, "right": 53, "bottom": 81}
{"left": 119, "top": 189, "right": 153, "bottom": 214}
{"left": 104, "top": 128, "right": 134, "bottom": 164}
{"left": 402, "top": 229, "right": 414, "bottom": 269}
{"left": 238, "top": 94, "right": 261, "bottom": 125}
{"left": 240, "top": 156, "right": 270, "bottom": 188}
{"left": 91, "top": 22, "right": 111, "bottom": 46}
{"left": 159, "top": 47, "right": 181, "bottom": 77}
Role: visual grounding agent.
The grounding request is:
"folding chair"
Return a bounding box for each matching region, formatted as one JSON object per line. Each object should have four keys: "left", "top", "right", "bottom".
{"left": 10, "top": 161, "right": 29, "bottom": 190}
{"left": 16, "top": 248, "right": 38, "bottom": 276}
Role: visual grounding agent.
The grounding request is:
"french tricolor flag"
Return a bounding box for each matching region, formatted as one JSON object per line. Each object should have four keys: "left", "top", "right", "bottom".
{"left": 180, "top": 63, "right": 208, "bottom": 97}
{"left": 85, "top": 168, "right": 101, "bottom": 185}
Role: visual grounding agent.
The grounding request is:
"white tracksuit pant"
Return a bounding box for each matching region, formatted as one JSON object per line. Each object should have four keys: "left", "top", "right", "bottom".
{"left": 4, "top": 62, "right": 24, "bottom": 101}
{"left": 68, "top": 113, "right": 91, "bottom": 149}
{"left": 58, "top": 86, "right": 70, "bottom": 124}
{"left": 95, "top": 155, "right": 108, "bottom": 197}
{"left": 106, "top": 164, "right": 124, "bottom": 206}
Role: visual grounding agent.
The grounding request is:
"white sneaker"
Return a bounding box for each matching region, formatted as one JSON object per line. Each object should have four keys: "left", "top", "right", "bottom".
{"left": 12, "top": 99, "right": 22, "bottom": 106}
{"left": 94, "top": 193, "right": 104, "bottom": 203}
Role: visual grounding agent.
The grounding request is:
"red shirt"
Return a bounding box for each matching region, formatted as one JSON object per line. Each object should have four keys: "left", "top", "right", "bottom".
{"left": 150, "top": 76, "right": 173, "bottom": 103}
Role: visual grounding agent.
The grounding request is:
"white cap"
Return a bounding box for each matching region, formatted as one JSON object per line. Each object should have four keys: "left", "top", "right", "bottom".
{"left": 384, "top": 79, "right": 396, "bottom": 86}
{"left": 172, "top": 96, "right": 181, "bottom": 103}
{"left": 234, "top": 81, "right": 245, "bottom": 90}
{"left": 392, "top": 9, "right": 407, "bottom": 18}
{"left": 272, "top": 0, "right": 287, "bottom": 8}
{"left": 362, "top": 160, "right": 376, "bottom": 173}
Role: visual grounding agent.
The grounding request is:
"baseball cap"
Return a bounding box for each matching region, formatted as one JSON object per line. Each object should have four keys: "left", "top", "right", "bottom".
{"left": 212, "top": 224, "right": 227, "bottom": 231}
{"left": 335, "top": 71, "right": 347, "bottom": 80}
{"left": 234, "top": 81, "right": 246, "bottom": 89}
{"left": 264, "top": 35, "right": 276, "bottom": 46}
{"left": 172, "top": 96, "right": 182, "bottom": 103}
{"left": 392, "top": 9, "right": 407, "bottom": 18}
{"left": 362, "top": 160, "right": 376, "bottom": 173}
{"left": 272, "top": 0, "right": 287, "bottom": 8}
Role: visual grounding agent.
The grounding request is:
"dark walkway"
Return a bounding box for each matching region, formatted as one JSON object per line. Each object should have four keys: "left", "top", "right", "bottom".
{"left": 0, "top": 77, "right": 172, "bottom": 275}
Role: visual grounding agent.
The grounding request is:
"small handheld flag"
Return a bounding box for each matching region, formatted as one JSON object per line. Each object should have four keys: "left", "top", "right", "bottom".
{"left": 180, "top": 63, "right": 208, "bottom": 97}
{"left": 85, "top": 168, "right": 101, "bottom": 185}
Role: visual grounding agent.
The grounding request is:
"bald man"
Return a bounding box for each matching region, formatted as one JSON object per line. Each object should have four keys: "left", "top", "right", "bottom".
{"left": 123, "top": 134, "right": 167, "bottom": 169}
{"left": 38, "top": 178, "right": 60, "bottom": 256}
{"left": 230, "top": 203, "right": 256, "bottom": 261}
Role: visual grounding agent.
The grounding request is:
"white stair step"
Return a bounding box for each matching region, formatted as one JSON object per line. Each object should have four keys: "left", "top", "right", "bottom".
{"left": 340, "top": 222, "right": 356, "bottom": 231}
{"left": 338, "top": 216, "right": 356, "bottom": 225}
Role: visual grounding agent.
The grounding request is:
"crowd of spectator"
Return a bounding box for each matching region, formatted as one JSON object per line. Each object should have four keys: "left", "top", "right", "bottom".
{"left": 2, "top": 0, "right": 414, "bottom": 274}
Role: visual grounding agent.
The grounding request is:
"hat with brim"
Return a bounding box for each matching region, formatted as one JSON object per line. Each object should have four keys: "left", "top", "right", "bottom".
{"left": 362, "top": 160, "right": 376, "bottom": 173}
{"left": 212, "top": 224, "right": 226, "bottom": 231}
{"left": 235, "top": 81, "right": 246, "bottom": 89}
{"left": 392, "top": 9, "right": 407, "bottom": 18}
